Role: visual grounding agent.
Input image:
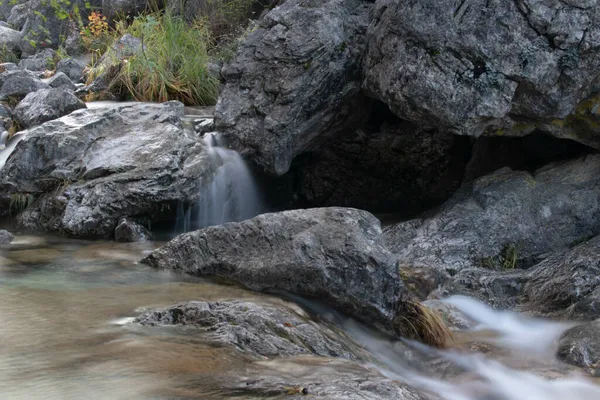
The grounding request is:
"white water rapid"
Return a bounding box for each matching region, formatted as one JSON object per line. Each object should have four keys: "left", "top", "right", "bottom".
{"left": 0, "top": 133, "right": 24, "bottom": 171}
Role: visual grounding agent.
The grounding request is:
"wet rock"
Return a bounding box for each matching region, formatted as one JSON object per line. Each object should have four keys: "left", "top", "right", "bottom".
{"left": 18, "top": 49, "right": 56, "bottom": 71}
{"left": 114, "top": 218, "right": 151, "bottom": 242}
{"left": 56, "top": 58, "right": 86, "bottom": 83}
{"left": 0, "top": 101, "right": 218, "bottom": 238}
{"left": 215, "top": 0, "right": 369, "bottom": 176}
{"left": 558, "top": 320, "right": 600, "bottom": 371}
{"left": 136, "top": 300, "right": 364, "bottom": 359}
{"left": 363, "top": 0, "right": 600, "bottom": 149}
{"left": 13, "top": 88, "right": 86, "bottom": 128}
{"left": 0, "top": 63, "right": 17, "bottom": 72}
{"left": 0, "top": 229, "right": 14, "bottom": 244}
{"left": 46, "top": 72, "right": 77, "bottom": 91}
{"left": 385, "top": 155, "right": 600, "bottom": 276}
{"left": 0, "top": 70, "right": 50, "bottom": 101}
{"left": 142, "top": 208, "right": 413, "bottom": 335}
{"left": 0, "top": 25, "right": 21, "bottom": 52}
{"left": 223, "top": 358, "right": 427, "bottom": 400}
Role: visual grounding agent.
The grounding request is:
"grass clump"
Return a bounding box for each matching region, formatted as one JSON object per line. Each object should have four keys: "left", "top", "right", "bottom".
{"left": 480, "top": 243, "right": 519, "bottom": 270}
{"left": 394, "top": 300, "right": 452, "bottom": 348}
{"left": 0, "top": 45, "right": 19, "bottom": 64}
{"left": 87, "top": 11, "right": 219, "bottom": 106}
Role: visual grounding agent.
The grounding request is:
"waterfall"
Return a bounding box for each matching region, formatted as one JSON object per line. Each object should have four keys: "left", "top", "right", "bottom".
{"left": 0, "top": 133, "right": 24, "bottom": 171}
{"left": 194, "top": 132, "right": 263, "bottom": 229}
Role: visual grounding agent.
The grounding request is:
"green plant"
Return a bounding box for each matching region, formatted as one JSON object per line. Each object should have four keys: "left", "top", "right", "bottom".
{"left": 88, "top": 11, "right": 219, "bottom": 105}
{"left": 481, "top": 244, "right": 519, "bottom": 270}
{"left": 394, "top": 301, "right": 452, "bottom": 348}
{"left": 0, "top": 45, "right": 19, "bottom": 64}
{"left": 80, "top": 10, "right": 111, "bottom": 53}
{"left": 9, "top": 193, "right": 35, "bottom": 216}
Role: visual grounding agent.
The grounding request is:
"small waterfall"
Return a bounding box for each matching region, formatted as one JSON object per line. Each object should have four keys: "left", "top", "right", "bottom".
{"left": 0, "top": 133, "right": 24, "bottom": 170}
{"left": 194, "top": 132, "right": 262, "bottom": 229}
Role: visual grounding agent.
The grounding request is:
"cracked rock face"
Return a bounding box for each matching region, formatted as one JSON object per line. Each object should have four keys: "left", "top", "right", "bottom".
{"left": 363, "top": 0, "right": 600, "bottom": 146}
{"left": 0, "top": 102, "right": 217, "bottom": 238}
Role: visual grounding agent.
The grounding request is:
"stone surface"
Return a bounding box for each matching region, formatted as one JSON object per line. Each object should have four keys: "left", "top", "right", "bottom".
{"left": 0, "top": 101, "right": 218, "bottom": 238}
{"left": 558, "top": 319, "right": 600, "bottom": 370}
{"left": 13, "top": 88, "right": 86, "bottom": 128}
{"left": 142, "top": 207, "right": 411, "bottom": 335}
{"left": 0, "top": 25, "right": 21, "bottom": 52}
{"left": 362, "top": 0, "right": 600, "bottom": 149}
{"left": 0, "top": 70, "right": 50, "bottom": 101}
{"left": 114, "top": 217, "right": 151, "bottom": 242}
{"left": 0, "top": 229, "right": 14, "bottom": 244}
{"left": 56, "top": 58, "right": 86, "bottom": 83}
{"left": 46, "top": 72, "right": 77, "bottom": 91}
{"left": 385, "top": 155, "right": 600, "bottom": 275}
{"left": 102, "top": 0, "right": 149, "bottom": 20}
{"left": 18, "top": 49, "right": 56, "bottom": 71}
{"left": 136, "top": 300, "right": 364, "bottom": 359}
{"left": 215, "top": 0, "right": 369, "bottom": 176}
{"left": 7, "top": 2, "right": 28, "bottom": 31}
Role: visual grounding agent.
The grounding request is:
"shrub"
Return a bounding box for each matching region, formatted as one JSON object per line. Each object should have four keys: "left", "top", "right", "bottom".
{"left": 87, "top": 11, "right": 219, "bottom": 106}
{"left": 80, "top": 11, "right": 111, "bottom": 53}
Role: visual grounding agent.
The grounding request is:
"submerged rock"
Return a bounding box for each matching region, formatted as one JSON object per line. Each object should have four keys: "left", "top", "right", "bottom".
{"left": 363, "top": 0, "right": 600, "bottom": 148}
{"left": 215, "top": 0, "right": 369, "bottom": 176}
{"left": 558, "top": 320, "right": 600, "bottom": 371}
{"left": 0, "top": 101, "right": 217, "bottom": 238}
{"left": 114, "top": 218, "right": 151, "bottom": 242}
{"left": 142, "top": 208, "right": 449, "bottom": 345}
{"left": 136, "top": 300, "right": 363, "bottom": 359}
{"left": 0, "top": 229, "right": 14, "bottom": 244}
{"left": 385, "top": 155, "right": 600, "bottom": 276}
{"left": 13, "top": 88, "right": 86, "bottom": 128}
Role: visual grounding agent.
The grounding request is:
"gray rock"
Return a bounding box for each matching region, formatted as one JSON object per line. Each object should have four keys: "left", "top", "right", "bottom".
{"left": 385, "top": 155, "right": 600, "bottom": 275}
{"left": 0, "top": 0, "right": 23, "bottom": 21}
{"left": 0, "top": 25, "right": 21, "bottom": 52}
{"left": 362, "top": 0, "right": 600, "bottom": 149}
{"left": 0, "top": 21, "right": 9, "bottom": 28}
{"left": 46, "top": 72, "right": 77, "bottom": 91}
{"left": 142, "top": 207, "right": 419, "bottom": 337}
{"left": 0, "top": 62, "right": 17, "bottom": 72}
{"left": 56, "top": 58, "right": 86, "bottom": 83}
{"left": 558, "top": 320, "right": 600, "bottom": 371}
{"left": 136, "top": 300, "right": 364, "bottom": 359}
{"left": 102, "top": 0, "right": 149, "bottom": 20}
{"left": 7, "top": 2, "right": 28, "bottom": 31}
{"left": 18, "top": 48, "right": 57, "bottom": 71}
{"left": 0, "top": 101, "right": 218, "bottom": 238}
{"left": 215, "top": 0, "right": 369, "bottom": 176}
{"left": 13, "top": 88, "right": 86, "bottom": 128}
{"left": 0, "top": 69, "right": 50, "bottom": 101}
{"left": 114, "top": 217, "right": 151, "bottom": 242}
{"left": 0, "top": 229, "right": 14, "bottom": 244}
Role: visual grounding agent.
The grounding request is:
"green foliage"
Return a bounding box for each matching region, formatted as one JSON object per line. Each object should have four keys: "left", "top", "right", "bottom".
{"left": 9, "top": 193, "right": 34, "bottom": 216}
{"left": 0, "top": 45, "right": 19, "bottom": 64}
{"left": 88, "top": 11, "right": 219, "bottom": 106}
{"left": 481, "top": 244, "right": 519, "bottom": 270}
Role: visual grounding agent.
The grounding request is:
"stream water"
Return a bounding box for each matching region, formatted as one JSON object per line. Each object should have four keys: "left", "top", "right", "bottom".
{"left": 0, "top": 235, "right": 599, "bottom": 400}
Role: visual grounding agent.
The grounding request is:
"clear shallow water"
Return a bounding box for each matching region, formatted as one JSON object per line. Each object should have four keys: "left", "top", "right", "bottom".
{"left": 1, "top": 236, "right": 600, "bottom": 400}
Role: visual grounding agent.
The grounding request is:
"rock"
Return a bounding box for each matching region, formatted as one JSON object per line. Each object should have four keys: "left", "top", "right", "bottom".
{"left": 0, "top": 229, "right": 14, "bottom": 244}
{"left": 0, "top": 101, "right": 218, "bottom": 238}
{"left": 0, "top": 102, "right": 11, "bottom": 130}
{"left": 215, "top": 0, "right": 369, "bottom": 176}
{"left": 385, "top": 155, "right": 600, "bottom": 276}
{"left": 0, "top": 25, "right": 21, "bottom": 52}
{"left": 114, "top": 217, "right": 151, "bottom": 242}
{"left": 141, "top": 207, "right": 446, "bottom": 343}
{"left": 46, "top": 72, "right": 77, "bottom": 91}
{"left": 7, "top": 2, "right": 28, "bottom": 31}
{"left": 13, "top": 88, "right": 86, "bottom": 128}
{"left": 0, "top": 21, "right": 9, "bottom": 28}
{"left": 558, "top": 320, "right": 600, "bottom": 371}
{"left": 222, "top": 358, "right": 427, "bottom": 400}
{"left": 136, "top": 300, "right": 364, "bottom": 359}
{"left": 362, "top": 0, "right": 600, "bottom": 149}
{"left": 56, "top": 58, "right": 86, "bottom": 83}
{"left": 102, "top": 0, "right": 149, "bottom": 20}
{"left": 0, "top": 62, "right": 17, "bottom": 72}
{"left": 18, "top": 49, "right": 57, "bottom": 71}
{"left": 0, "top": 70, "right": 50, "bottom": 101}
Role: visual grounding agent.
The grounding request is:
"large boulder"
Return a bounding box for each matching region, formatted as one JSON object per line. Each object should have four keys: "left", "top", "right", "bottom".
{"left": 7, "top": 2, "right": 28, "bottom": 31}
{"left": 55, "top": 58, "right": 86, "bottom": 83}
{"left": 363, "top": 0, "right": 600, "bottom": 149}
{"left": 0, "top": 25, "right": 21, "bottom": 52}
{"left": 13, "top": 88, "right": 86, "bottom": 128}
{"left": 18, "top": 48, "right": 56, "bottom": 71}
{"left": 0, "top": 70, "right": 49, "bottom": 101}
{"left": 142, "top": 207, "right": 448, "bottom": 345}
{"left": 136, "top": 300, "right": 364, "bottom": 359}
{"left": 558, "top": 319, "right": 600, "bottom": 371}
{"left": 215, "top": 0, "right": 369, "bottom": 176}
{"left": 0, "top": 101, "right": 217, "bottom": 238}
{"left": 385, "top": 155, "right": 600, "bottom": 275}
